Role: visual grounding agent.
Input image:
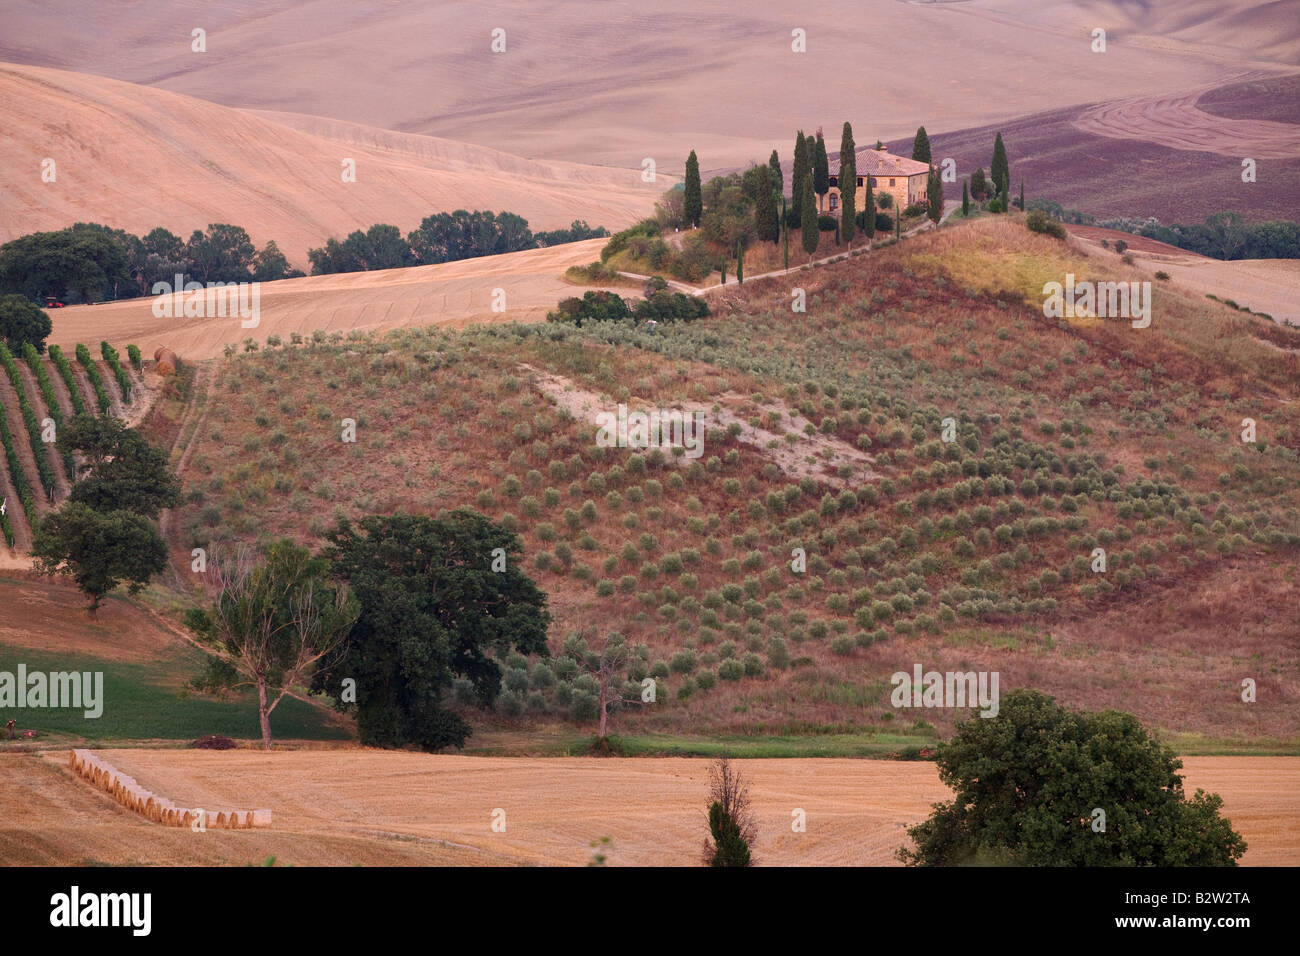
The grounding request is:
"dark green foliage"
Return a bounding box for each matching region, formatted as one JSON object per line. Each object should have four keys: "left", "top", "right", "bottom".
{"left": 126, "top": 344, "right": 142, "bottom": 370}
{"left": 767, "top": 149, "right": 783, "bottom": 196}
{"left": 911, "top": 126, "right": 932, "bottom": 165}
{"left": 46, "top": 345, "right": 86, "bottom": 416}
{"left": 0, "top": 378, "right": 37, "bottom": 522}
{"left": 991, "top": 132, "right": 1009, "bottom": 201}
{"left": 33, "top": 502, "right": 167, "bottom": 614}
{"left": 703, "top": 756, "right": 756, "bottom": 866}
{"left": 634, "top": 292, "right": 710, "bottom": 322}
{"left": 317, "top": 511, "right": 551, "bottom": 752}
{"left": 813, "top": 131, "right": 829, "bottom": 209}
{"left": 684, "top": 150, "right": 703, "bottom": 228}
{"left": 736, "top": 240, "right": 744, "bottom": 284}
{"left": 754, "top": 165, "right": 779, "bottom": 244}
{"left": 0, "top": 341, "right": 56, "bottom": 496}
{"left": 782, "top": 197, "right": 790, "bottom": 269}
{"left": 898, "top": 690, "right": 1248, "bottom": 866}
{"left": 961, "top": 180, "right": 970, "bottom": 217}
{"left": 547, "top": 290, "right": 632, "bottom": 326}
{"left": 800, "top": 174, "right": 818, "bottom": 260}
{"left": 74, "top": 343, "right": 111, "bottom": 413}
{"left": 534, "top": 220, "right": 610, "bottom": 246}
{"left": 0, "top": 226, "right": 130, "bottom": 304}
{"left": 57, "top": 413, "right": 181, "bottom": 519}
{"left": 600, "top": 220, "right": 660, "bottom": 262}
{"left": 1017, "top": 179, "right": 1025, "bottom": 211}
{"left": 840, "top": 122, "right": 856, "bottom": 246}
{"left": 927, "top": 165, "right": 943, "bottom": 224}
{"left": 971, "top": 167, "right": 987, "bottom": 201}
{"left": 100, "top": 341, "right": 132, "bottom": 401}
{"left": 792, "top": 131, "right": 808, "bottom": 208}
{"left": 1026, "top": 210, "right": 1067, "bottom": 239}
{"left": 406, "top": 210, "right": 533, "bottom": 267}
{"left": 0, "top": 294, "right": 52, "bottom": 353}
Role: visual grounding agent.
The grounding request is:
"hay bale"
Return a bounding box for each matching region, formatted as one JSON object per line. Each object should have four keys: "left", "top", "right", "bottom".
{"left": 154, "top": 347, "right": 180, "bottom": 376}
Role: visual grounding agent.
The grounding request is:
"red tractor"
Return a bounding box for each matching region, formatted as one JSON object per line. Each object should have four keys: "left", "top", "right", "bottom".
{"left": 44, "top": 296, "right": 65, "bottom": 309}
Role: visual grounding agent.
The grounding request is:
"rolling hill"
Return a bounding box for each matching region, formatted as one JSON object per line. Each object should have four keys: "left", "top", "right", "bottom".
{"left": 3, "top": 0, "right": 1296, "bottom": 171}
{"left": 0, "top": 62, "right": 661, "bottom": 263}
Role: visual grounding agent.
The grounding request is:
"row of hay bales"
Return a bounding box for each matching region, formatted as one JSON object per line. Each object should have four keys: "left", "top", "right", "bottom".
{"left": 68, "top": 749, "right": 271, "bottom": 829}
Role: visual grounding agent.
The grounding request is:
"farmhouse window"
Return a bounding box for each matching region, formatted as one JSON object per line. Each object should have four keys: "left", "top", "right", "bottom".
{"left": 889, "top": 178, "right": 895, "bottom": 186}
{"left": 829, "top": 193, "right": 838, "bottom": 211}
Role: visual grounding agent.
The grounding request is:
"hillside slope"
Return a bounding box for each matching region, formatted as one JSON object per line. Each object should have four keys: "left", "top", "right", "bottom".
{"left": 147, "top": 217, "right": 1300, "bottom": 744}
{"left": 0, "top": 63, "right": 659, "bottom": 262}
{"left": 2, "top": 1, "right": 1294, "bottom": 169}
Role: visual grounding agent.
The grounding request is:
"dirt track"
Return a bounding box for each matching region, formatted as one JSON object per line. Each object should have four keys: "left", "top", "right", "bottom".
{"left": 4, "top": 752, "right": 1295, "bottom": 866}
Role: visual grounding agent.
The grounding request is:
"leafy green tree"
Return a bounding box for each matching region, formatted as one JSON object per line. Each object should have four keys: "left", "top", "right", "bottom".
{"left": 971, "top": 167, "right": 987, "bottom": 201}
{"left": 991, "top": 132, "right": 1009, "bottom": 201}
{"left": 185, "top": 541, "right": 359, "bottom": 749}
{"left": 252, "top": 240, "right": 295, "bottom": 282}
{"left": 684, "top": 150, "right": 702, "bottom": 228}
{"left": 792, "top": 131, "right": 808, "bottom": 210}
{"left": 1205, "top": 211, "right": 1247, "bottom": 260}
{"left": 703, "top": 756, "right": 756, "bottom": 866}
{"left": 33, "top": 502, "right": 167, "bottom": 615}
{"left": 316, "top": 511, "right": 551, "bottom": 752}
{"left": 912, "top": 126, "right": 932, "bottom": 164}
{"left": 58, "top": 414, "right": 181, "bottom": 519}
{"left": 546, "top": 290, "right": 632, "bottom": 326}
{"left": 800, "top": 174, "right": 818, "bottom": 261}
{"left": 813, "top": 131, "right": 829, "bottom": 211}
{"left": 0, "top": 228, "right": 130, "bottom": 304}
{"left": 898, "top": 690, "right": 1248, "bottom": 866}
{"left": 0, "top": 294, "right": 52, "bottom": 353}
{"left": 768, "top": 149, "right": 783, "bottom": 196}
{"left": 927, "top": 165, "right": 944, "bottom": 224}
{"left": 185, "top": 223, "right": 257, "bottom": 283}
{"left": 839, "top": 122, "right": 857, "bottom": 247}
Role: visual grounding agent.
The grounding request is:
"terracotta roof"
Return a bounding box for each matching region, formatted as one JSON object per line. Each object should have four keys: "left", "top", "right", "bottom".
{"left": 830, "top": 150, "right": 929, "bottom": 178}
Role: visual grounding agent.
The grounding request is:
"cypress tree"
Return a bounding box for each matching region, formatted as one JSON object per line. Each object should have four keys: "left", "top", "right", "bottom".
{"left": 1018, "top": 179, "right": 1025, "bottom": 212}
{"left": 800, "top": 174, "right": 818, "bottom": 261}
{"left": 927, "top": 165, "right": 943, "bottom": 224}
{"left": 684, "top": 150, "right": 702, "bottom": 228}
{"left": 813, "top": 131, "right": 829, "bottom": 212}
{"left": 782, "top": 197, "right": 790, "bottom": 270}
{"left": 912, "top": 126, "right": 931, "bottom": 165}
{"left": 962, "top": 179, "right": 970, "bottom": 217}
{"left": 792, "top": 132, "right": 808, "bottom": 210}
{"left": 755, "top": 165, "right": 778, "bottom": 243}
{"left": 768, "top": 149, "right": 783, "bottom": 197}
{"left": 971, "top": 167, "right": 987, "bottom": 201}
{"left": 720, "top": 259, "right": 726, "bottom": 285}
{"left": 839, "top": 122, "right": 856, "bottom": 248}
{"left": 862, "top": 166, "right": 874, "bottom": 239}
{"left": 895, "top": 206, "right": 901, "bottom": 240}
{"left": 736, "top": 240, "right": 744, "bottom": 284}
{"left": 999, "top": 170, "right": 1009, "bottom": 213}
{"left": 991, "top": 133, "right": 1008, "bottom": 202}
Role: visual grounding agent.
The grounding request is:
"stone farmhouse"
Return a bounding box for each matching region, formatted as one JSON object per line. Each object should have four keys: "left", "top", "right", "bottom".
{"left": 827, "top": 149, "right": 930, "bottom": 214}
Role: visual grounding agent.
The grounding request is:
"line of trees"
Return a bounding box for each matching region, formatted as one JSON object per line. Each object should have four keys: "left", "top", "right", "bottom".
{"left": 0, "top": 222, "right": 299, "bottom": 305}
{"left": 307, "top": 212, "right": 609, "bottom": 275}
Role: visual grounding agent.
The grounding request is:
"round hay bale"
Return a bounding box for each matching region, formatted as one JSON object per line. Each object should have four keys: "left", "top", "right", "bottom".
{"left": 154, "top": 347, "right": 180, "bottom": 376}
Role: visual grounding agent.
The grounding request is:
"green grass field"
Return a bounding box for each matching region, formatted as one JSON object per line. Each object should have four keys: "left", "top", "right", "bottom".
{"left": 0, "top": 642, "right": 349, "bottom": 745}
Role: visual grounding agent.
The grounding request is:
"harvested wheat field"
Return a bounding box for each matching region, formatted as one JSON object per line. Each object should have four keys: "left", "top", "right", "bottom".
{"left": 0, "top": 62, "right": 658, "bottom": 257}
{"left": 5, "top": 752, "right": 1296, "bottom": 867}
{"left": 46, "top": 238, "right": 612, "bottom": 362}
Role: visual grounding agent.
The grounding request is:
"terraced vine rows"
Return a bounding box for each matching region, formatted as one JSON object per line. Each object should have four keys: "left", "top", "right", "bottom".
{"left": 0, "top": 342, "right": 144, "bottom": 553}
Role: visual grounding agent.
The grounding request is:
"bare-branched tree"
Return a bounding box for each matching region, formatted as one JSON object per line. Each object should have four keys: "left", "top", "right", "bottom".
{"left": 702, "top": 754, "right": 758, "bottom": 866}
{"left": 186, "top": 540, "right": 357, "bottom": 748}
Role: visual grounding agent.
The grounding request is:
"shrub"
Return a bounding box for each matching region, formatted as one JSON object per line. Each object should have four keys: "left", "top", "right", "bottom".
{"left": 1025, "top": 210, "right": 1066, "bottom": 239}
